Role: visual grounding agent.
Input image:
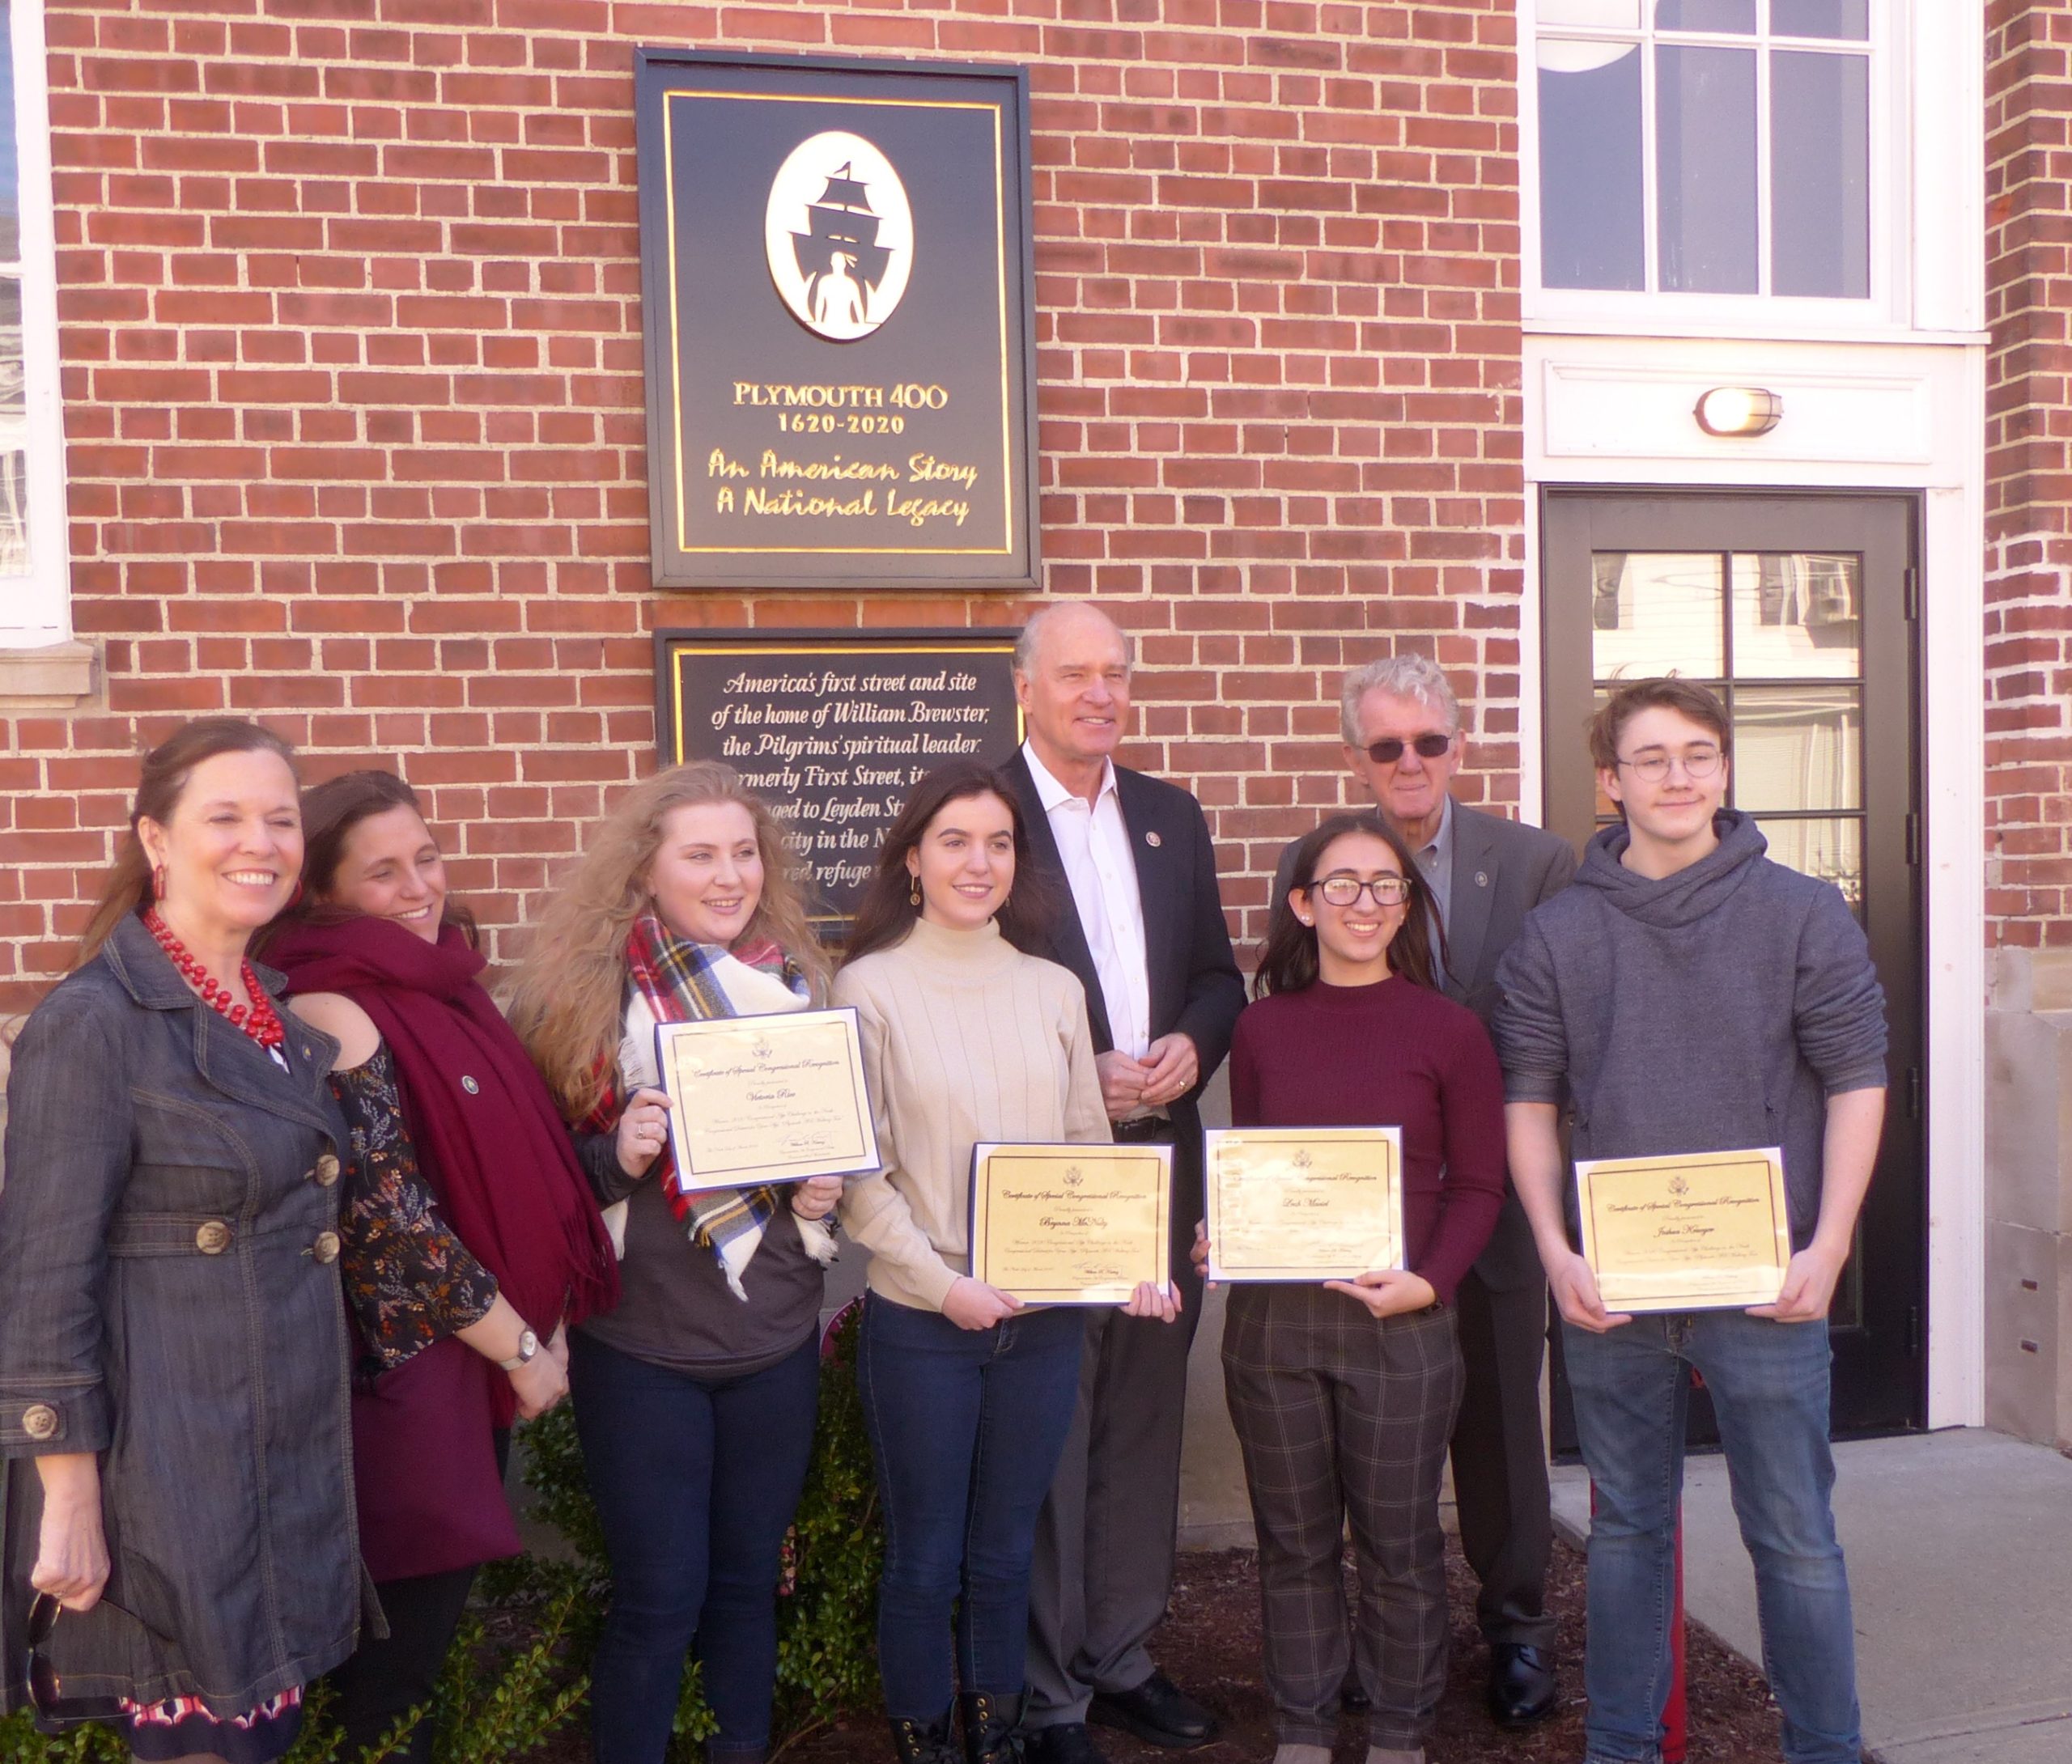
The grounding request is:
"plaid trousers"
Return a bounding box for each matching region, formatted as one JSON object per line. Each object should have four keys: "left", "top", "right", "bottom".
{"left": 1221, "top": 1286, "right": 1464, "bottom": 1751}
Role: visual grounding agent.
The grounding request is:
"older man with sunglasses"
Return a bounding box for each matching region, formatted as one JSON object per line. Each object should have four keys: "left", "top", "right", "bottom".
{"left": 1273, "top": 654, "right": 1576, "bottom": 1728}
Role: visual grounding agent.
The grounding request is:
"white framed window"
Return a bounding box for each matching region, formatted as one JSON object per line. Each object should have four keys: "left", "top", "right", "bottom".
{"left": 1522, "top": 0, "right": 1907, "bottom": 333}
{"left": 2, "top": 0, "right": 72, "bottom": 649}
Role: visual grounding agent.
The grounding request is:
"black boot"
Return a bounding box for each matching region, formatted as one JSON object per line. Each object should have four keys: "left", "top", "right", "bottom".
{"left": 890, "top": 1705, "right": 960, "bottom": 1764}
{"left": 959, "top": 1690, "right": 1027, "bottom": 1764}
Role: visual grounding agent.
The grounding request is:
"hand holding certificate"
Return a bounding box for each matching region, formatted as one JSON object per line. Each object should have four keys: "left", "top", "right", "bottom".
{"left": 652, "top": 1007, "right": 881, "bottom": 1193}
{"left": 968, "top": 1143, "right": 1171, "bottom": 1304}
{"left": 1204, "top": 1128, "right": 1404, "bottom": 1283}
{"left": 1574, "top": 1147, "right": 1792, "bottom": 1313}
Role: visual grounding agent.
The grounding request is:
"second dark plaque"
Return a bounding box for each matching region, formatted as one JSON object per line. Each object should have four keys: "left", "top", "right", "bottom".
{"left": 657, "top": 629, "right": 1023, "bottom": 927}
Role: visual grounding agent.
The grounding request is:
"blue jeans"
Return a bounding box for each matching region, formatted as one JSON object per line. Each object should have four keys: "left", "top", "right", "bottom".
{"left": 571, "top": 1329, "right": 822, "bottom": 1763}
{"left": 858, "top": 1293, "right": 1085, "bottom": 1719}
{"left": 1562, "top": 1312, "right": 1859, "bottom": 1764}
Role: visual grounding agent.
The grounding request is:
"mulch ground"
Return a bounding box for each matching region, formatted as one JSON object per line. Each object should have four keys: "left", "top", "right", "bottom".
{"left": 775, "top": 1536, "right": 1785, "bottom": 1763}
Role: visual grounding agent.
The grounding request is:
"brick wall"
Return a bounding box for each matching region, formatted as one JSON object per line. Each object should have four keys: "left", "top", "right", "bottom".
{"left": 1985, "top": 0, "right": 2072, "bottom": 950}
{"left": 3, "top": 0, "right": 1524, "bottom": 1010}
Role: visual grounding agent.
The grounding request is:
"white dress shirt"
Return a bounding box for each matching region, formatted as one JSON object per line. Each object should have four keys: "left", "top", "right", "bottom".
{"left": 1022, "top": 740, "right": 1153, "bottom": 1062}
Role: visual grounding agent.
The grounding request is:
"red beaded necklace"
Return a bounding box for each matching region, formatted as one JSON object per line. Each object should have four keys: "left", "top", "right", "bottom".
{"left": 142, "top": 908, "right": 287, "bottom": 1051}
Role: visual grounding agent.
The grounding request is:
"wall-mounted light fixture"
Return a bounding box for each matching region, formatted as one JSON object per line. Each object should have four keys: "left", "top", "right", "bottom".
{"left": 1694, "top": 386, "right": 1783, "bottom": 437}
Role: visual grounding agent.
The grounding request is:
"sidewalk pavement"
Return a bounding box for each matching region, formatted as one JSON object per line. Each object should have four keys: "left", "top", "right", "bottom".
{"left": 1551, "top": 1427, "right": 2072, "bottom": 1764}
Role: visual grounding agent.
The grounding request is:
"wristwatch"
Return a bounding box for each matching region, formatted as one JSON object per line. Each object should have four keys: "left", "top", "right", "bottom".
{"left": 499, "top": 1328, "right": 540, "bottom": 1372}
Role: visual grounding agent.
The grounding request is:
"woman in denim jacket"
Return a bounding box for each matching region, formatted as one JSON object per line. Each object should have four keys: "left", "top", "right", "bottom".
{"left": 0, "top": 719, "right": 361, "bottom": 1764}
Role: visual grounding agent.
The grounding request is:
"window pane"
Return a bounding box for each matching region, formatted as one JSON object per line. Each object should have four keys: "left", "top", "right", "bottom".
{"left": 1655, "top": 0, "right": 1756, "bottom": 31}
{"left": 0, "top": 449, "right": 24, "bottom": 575}
{"left": 1733, "top": 685, "right": 1862, "bottom": 813}
{"left": 1541, "top": 0, "right": 1642, "bottom": 23}
{"left": 1772, "top": 51, "right": 1870, "bottom": 299}
{"left": 1657, "top": 45, "right": 1758, "bottom": 293}
{"left": 1755, "top": 816, "right": 1862, "bottom": 911}
{"left": 1590, "top": 552, "right": 1726, "bottom": 681}
{"left": 0, "top": 0, "right": 19, "bottom": 264}
{"left": 1539, "top": 43, "right": 1645, "bottom": 290}
{"left": 1769, "top": 0, "right": 1868, "bottom": 40}
{"left": 0, "top": 275, "right": 19, "bottom": 409}
{"left": 1730, "top": 553, "right": 1862, "bottom": 678}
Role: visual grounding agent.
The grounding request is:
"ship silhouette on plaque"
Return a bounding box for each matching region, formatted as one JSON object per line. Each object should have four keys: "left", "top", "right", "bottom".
{"left": 766, "top": 131, "right": 913, "bottom": 343}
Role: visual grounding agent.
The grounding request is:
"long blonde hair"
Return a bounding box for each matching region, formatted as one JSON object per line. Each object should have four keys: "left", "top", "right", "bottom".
{"left": 507, "top": 761, "right": 830, "bottom": 1121}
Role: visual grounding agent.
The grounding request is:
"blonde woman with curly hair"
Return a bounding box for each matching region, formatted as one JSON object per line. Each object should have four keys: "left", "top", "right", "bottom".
{"left": 507, "top": 761, "right": 837, "bottom": 1764}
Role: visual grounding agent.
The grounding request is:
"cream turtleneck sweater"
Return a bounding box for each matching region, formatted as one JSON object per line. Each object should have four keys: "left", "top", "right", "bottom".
{"left": 832, "top": 915, "right": 1110, "bottom": 1312}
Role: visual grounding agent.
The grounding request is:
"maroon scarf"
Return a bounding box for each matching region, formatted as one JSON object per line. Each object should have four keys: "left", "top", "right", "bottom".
{"left": 268, "top": 915, "right": 619, "bottom": 1410}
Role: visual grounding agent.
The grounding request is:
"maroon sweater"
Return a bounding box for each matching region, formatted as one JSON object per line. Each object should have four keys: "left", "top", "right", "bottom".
{"left": 1228, "top": 976, "right": 1506, "bottom": 1305}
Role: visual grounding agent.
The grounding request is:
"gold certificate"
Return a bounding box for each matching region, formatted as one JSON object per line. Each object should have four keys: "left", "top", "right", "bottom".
{"left": 652, "top": 1007, "right": 881, "bottom": 1193}
{"left": 1204, "top": 1128, "right": 1403, "bottom": 1283}
{"left": 1575, "top": 1147, "right": 1792, "bottom": 1312}
{"left": 967, "top": 1143, "right": 1171, "bottom": 1304}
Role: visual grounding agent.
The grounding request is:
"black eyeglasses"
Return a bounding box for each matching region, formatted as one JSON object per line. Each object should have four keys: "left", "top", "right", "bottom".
{"left": 1363, "top": 732, "right": 1452, "bottom": 765}
{"left": 1306, "top": 874, "right": 1413, "bottom": 909}
{"left": 24, "top": 1589, "right": 165, "bottom": 1721}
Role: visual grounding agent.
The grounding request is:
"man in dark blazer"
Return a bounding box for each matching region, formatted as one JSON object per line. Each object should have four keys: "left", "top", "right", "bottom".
{"left": 1272, "top": 653, "right": 1577, "bottom": 1728}
{"left": 1008, "top": 602, "right": 1246, "bottom": 1764}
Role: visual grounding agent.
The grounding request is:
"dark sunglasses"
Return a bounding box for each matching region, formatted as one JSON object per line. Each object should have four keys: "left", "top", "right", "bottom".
{"left": 24, "top": 1589, "right": 163, "bottom": 1721}
{"left": 1363, "top": 732, "right": 1452, "bottom": 765}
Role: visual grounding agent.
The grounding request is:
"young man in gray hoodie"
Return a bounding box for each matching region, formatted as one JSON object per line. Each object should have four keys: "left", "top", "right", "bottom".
{"left": 1493, "top": 678, "right": 1887, "bottom": 1764}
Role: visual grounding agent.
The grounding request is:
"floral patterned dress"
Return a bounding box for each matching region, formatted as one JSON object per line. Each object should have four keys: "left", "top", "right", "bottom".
{"left": 331, "top": 1045, "right": 500, "bottom": 1373}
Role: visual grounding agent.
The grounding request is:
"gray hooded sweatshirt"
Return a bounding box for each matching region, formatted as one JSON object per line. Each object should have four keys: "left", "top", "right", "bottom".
{"left": 1492, "top": 810, "right": 1887, "bottom": 1249}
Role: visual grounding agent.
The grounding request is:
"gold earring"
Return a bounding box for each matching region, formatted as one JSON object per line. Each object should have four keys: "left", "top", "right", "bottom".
{"left": 909, "top": 877, "right": 921, "bottom": 907}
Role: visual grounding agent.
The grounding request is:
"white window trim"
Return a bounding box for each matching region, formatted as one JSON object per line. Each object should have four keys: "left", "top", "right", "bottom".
{"left": 1521, "top": 0, "right": 1912, "bottom": 337}
{"left": 3, "top": 0, "right": 73, "bottom": 651}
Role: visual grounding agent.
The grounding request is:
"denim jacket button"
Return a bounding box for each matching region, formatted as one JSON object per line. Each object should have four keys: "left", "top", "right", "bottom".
{"left": 313, "top": 1154, "right": 341, "bottom": 1187}
{"left": 196, "top": 1221, "right": 232, "bottom": 1255}
{"left": 312, "top": 1231, "right": 341, "bottom": 1266}
{"left": 22, "top": 1403, "right": 58, "bottom": 1441}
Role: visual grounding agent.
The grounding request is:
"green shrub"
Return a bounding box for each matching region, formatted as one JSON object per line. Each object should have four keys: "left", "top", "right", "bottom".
{"left": 2, "top": 1306, "right": 882, "bottom": 1763}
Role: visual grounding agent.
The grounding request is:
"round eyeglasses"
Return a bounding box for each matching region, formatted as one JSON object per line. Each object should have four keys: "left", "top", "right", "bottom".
{"left": 1614, "top": 746, "right": 1724, "bottom": 783}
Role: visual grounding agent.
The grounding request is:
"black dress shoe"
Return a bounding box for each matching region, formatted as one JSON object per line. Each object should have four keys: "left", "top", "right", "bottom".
{"left": 1487, "top": 1642, "right": 1559, "bottom": 1727}
{"left": 1089, "top": 1673, "right": 1219, "bottom": 1749}
{"left": 1024, "top": 1724, "right": 1110, "bottom": 1764}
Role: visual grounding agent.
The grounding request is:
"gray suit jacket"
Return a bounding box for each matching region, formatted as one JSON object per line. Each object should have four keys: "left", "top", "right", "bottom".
{"left": 1272, "top": 799, "right": 1577, "bottom": 1289}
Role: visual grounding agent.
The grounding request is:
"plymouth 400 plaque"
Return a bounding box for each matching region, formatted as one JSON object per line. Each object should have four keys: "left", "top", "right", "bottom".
{"left": 635, "top": 49, "right": 1039, "bottom": 592}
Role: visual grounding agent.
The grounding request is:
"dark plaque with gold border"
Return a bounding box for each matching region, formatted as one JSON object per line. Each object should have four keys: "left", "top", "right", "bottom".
{"left": 635, "top": 49, "right": 1038, "bottom": 592}
{"left": 656, "top": 627, "right": 1022, "bottom": 927}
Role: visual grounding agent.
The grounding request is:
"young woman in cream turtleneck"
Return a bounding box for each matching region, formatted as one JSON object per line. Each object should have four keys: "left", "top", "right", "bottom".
{"left": 834, "top": 760, "right": 1178, "bottom": 1764}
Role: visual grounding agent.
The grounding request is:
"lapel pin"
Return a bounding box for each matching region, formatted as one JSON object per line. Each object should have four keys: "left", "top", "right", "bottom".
{"left": 1145, "top": 830, "right": 1162, "bottom": 847}
{"left": 1475, "top": 871, "right": 1489, "bottom": 888}
{"left": 461, "top": 1075, "right": 481, "bottom": 1095}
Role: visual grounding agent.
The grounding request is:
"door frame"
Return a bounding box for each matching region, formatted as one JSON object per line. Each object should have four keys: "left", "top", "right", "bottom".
{"left": 1538, "top": 486, "right": 1927, "bottom": 1437}
{"left": 1519, "top": 331, "right": 1989, "bottom": 1431}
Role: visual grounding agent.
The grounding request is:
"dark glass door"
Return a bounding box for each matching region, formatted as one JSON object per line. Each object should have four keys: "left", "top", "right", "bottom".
{"left": 1540, "top": 489, "right": 1925, "bottom": 1441}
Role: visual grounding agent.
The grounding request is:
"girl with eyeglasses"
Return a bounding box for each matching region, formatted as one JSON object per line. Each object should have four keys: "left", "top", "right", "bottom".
{"left": 1197, "top": 812, "right": 1507, "bottom": 1764}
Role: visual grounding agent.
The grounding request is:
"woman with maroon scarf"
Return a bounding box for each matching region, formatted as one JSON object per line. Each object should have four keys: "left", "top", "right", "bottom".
{"left": 261, "top": 770, "right": 618, "bottom": 1764}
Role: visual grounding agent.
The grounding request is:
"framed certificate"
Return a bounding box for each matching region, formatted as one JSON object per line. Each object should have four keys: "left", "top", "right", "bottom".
{"left": 967, "top": 1143, "right": 1171, "bottom": 1304}
{"left": 652, "top": 1007, "right": 881, "bottom": 1193}
{"left": 1574, "top": 1147, "right": 1793, "bottom": 1312}
{"left": 1204, "top": 1127, "right": 1404, "bottom": 1283}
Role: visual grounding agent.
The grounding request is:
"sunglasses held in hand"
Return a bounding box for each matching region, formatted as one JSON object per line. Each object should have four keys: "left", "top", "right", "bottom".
{"left": 23, "top": 1589, "right": 168, "bottom": 1721}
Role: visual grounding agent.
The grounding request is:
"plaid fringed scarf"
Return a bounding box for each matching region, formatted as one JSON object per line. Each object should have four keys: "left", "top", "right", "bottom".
{"left": 587, "top": 912, "right": 834, "bottom": 1300}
